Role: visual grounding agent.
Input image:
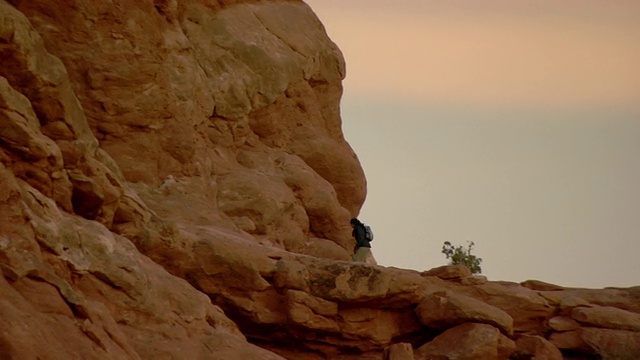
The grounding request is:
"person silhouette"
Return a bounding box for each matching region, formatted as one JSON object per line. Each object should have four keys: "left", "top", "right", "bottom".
{"left": 350, "top": 218, "right": 376, "bottom": 264}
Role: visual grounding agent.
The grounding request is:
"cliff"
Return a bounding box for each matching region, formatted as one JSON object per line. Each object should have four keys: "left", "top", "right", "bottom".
{"left": 0, "top": 1, "right": 638, "bottom": 359}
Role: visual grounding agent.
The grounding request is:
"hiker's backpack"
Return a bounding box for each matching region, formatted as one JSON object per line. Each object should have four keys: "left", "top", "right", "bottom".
{"left": 364, "top": 225, "right": 374, "bottom": 241}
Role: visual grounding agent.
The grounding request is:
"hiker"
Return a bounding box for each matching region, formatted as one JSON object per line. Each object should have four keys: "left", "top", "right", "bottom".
{"left": 350, "top": 218, "right": 377, "bottom": 265}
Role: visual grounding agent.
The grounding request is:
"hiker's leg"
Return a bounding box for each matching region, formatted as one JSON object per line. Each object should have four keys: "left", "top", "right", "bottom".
{"left": 364, "top": 248, "right": 377, "bottom": 265}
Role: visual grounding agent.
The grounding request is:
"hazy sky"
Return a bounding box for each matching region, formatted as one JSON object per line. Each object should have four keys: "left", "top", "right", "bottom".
{"left": 305, "top": 0, "right": 640, "bottom": 288}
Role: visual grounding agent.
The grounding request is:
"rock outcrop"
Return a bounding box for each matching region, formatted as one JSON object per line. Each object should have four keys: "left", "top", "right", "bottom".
{"left": 1, "top": 0, "right": 638, "bottom": 359}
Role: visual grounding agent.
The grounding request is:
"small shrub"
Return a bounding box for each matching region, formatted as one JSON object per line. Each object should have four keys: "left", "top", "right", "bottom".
{"left": 441, "top": 241, "right": 482, "bottom": 274}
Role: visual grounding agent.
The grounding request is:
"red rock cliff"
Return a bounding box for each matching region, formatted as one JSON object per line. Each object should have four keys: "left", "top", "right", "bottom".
{"left": 1, "top": 1, "right": 639, "bottom": 359}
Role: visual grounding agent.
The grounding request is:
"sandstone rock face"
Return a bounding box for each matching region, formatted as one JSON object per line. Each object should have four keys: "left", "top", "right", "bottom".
{"left": 383, "top": 343, "right": 414, "bottom": 360}
{"left": 550, "top": 328, "right": 640, "bottom": 359}
{"left": 571, "top": 305, "right": 640, "bottom": 332}
{"left": 1, "top": 0, "right": 639, "bottom": 359}
{"left": 0, "top": 159, "right": 281, "bottom": 359}
{"left": 414, "top": 323, "right": 516, "bottom": 360}
{"left": 415, "top": 292, "right": 514, "bottom": 336}
{"left": 421, "top": 264, "right": 472, "bottom": 279}
{"left": 11, "top": 0, "right": 363, "bottom": 255}
{"left": 548, "top": 316, "right": 581, "bottom": 331}
{"left": 515, "top": 335, "right": 563, "bottom": 360}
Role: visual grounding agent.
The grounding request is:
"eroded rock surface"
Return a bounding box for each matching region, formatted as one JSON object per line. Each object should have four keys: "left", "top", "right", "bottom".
{"left": 1, "top": 0, "right": 639, "bottom": 359}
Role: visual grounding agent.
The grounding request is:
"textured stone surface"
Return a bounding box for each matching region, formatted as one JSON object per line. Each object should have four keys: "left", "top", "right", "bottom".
{"left": 0, "top": 0, "right": 356, "bottom": 358}
{"left": 515, "top": 335, "right": 563, "bottom": 360}
{"left": 1, "top": 0, "right": 640, "bottom": 359}
{"left": 12, "top": 0, "right": 364, "bottom": 252}
{"left": 383, "top": 343, "right": 415, "bottom": 360}
{"left": 548, "top": 316, "right": 581, "bottom": 331}
{"left": 422, "top": 264, "right": 472, "bottom": 279}
{"left": 550, "top": 327, "right": 640, "bottom": 359}
{"left": 416, "top": 292, "right": 514, "bottom": 336}
{"left": 454, "top": 281, "right": 556, "bottom": 334}
{"left": 414, "top": 323, "right": 516, "bottom": 360}
{"left": 580, "top": 328, "right": 640, "bottom": 360}
{"left": 520, "top": 279, "right": 565, "bottom": 291}
{"left": 0, "top": 163, "right": 282, "bottom": 360}
{"left": 571, "top": 305, "right": 640, "bottom": 331}
{"left": 549, "top": 329, "right": 595, "bottom": 355}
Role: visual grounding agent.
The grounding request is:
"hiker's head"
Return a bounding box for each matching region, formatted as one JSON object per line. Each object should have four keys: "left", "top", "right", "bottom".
{"left": 350, "top": 218, "right": 359, "bottom": 226}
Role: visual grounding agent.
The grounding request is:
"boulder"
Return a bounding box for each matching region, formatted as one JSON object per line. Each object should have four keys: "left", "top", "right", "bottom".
{"left": 548, "top": 316, "right": 580, "bottom": 331}
{"left": 520, "top": 279, "right": 565, "bottom": 291}
{"left": 571, "top": 305, "right": 640, "bottom": 331}
{"left": 456, "top": 274, "right": 488, "bottom": 285}
{"left": 415, "top": 292, "right": 514, "bottom": 335}
{"left": 286, "top": 289, "right": 339, "bottom": 331}
{"left": 551, "top": 327, "right": 640, "bottom": 359}
{"left": 422, "top": 264, "right": 472, "bottom": 279}
{"left": 383, "top": 343, "right": 414, "bottom": 360}
{"left": 415, "top": 323, "right": 516, "bottom": 360}
{"left": 540, "top": 287, "right": 640, "bottom": 314}
{"left": 549, "top": 329, "right": 594, "bottom": 355}
{"left": 455, "top": 281, "right": 555, "bottom": 334}
{"left": 514, "top": 335, "right": 563, "bottom": 360}
{"left": 580, "top": 327, "right": 640, "bottom": 360}
{"left": 302, "top": 259, "right": 391, "bottom": 302}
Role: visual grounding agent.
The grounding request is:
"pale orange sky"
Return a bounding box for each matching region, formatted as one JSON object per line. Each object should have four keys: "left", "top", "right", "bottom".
{"left": 306, "top": 0, "right": 640, "bottom": 288}
{"left": 307, "top": 0, "right": 640, "bottom": 109}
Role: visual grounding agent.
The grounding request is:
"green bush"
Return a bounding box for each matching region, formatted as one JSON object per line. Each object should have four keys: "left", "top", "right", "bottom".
{"left": 441, "top": 241, "right": 482, "bottom": 274}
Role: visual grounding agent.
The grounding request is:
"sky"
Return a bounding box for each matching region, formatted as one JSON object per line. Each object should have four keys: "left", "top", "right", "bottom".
{"left": 304, "top": 0, "right": 640, "bottom": 289}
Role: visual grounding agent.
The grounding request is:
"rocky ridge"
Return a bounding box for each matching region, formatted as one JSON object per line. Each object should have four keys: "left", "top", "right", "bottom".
{"left": 0, "top": 0, "right": 639, "bottom": 359}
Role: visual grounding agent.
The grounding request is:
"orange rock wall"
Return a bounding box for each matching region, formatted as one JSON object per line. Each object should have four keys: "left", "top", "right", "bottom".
{"left": 1, "top": 1, "right": 639, "bottom": 359}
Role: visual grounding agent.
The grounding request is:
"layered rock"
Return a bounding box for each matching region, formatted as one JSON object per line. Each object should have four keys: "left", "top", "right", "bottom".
{"left": 10, "top": 0, "right": 363, "bottom": 255}
{"left": 1, "top": 0, "right": 639, "bottom": 359}
{"left": 414, "top": 323, "right": 516, "bottom": 360}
